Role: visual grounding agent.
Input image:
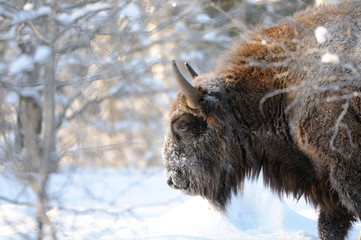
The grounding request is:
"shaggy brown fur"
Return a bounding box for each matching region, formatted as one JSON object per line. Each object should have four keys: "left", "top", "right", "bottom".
{"left": 163, "top": 1, "right": 361, "bottom": 239}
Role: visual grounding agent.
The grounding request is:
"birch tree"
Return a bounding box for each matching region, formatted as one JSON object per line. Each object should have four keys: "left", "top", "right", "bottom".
{"left": 0, "top": 0, "right": 140, "bottom": 238}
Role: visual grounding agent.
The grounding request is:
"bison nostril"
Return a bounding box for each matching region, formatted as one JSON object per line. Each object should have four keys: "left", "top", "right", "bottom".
{"left": 167, "top": 177, "right": 182, "bottom": 189}
{"left": 167, "top": 177, "right": 174, "bottom": 187}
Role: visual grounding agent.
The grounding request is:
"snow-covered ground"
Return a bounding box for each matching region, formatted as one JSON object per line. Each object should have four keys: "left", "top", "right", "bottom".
{"left": 0, "top": 167, "right": 360, "bottom": 239}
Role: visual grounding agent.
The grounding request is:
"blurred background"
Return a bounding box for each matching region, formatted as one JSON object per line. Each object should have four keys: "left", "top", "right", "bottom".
{"left": 0, "top": 0, "right": 342, "bottom": 239}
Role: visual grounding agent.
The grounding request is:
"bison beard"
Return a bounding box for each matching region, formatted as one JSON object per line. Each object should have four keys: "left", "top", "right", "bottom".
{"left": 163, "top": 1, "right": 361, "bottom": 240}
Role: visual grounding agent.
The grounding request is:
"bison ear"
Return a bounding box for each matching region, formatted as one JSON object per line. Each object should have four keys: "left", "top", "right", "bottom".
{"left": 202, "top": 97, "right": 224, "bottom": 131}
{"left": 172, "top": 60, "right": 202, "bottom": 109}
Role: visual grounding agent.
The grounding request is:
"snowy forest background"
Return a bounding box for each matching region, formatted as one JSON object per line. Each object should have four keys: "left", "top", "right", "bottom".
{"left": 1, "top": 0, "right": 355, "bottom": 240}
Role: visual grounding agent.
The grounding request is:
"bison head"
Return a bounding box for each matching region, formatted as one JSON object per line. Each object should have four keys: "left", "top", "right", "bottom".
{"left": 163, "top": 61, "right": 253, "bottom": 210}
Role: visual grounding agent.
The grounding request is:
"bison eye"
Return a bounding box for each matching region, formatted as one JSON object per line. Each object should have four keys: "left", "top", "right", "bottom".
{"left": 178, "top": 124, "right": 190, "bottom": 132}
{"left": 171, "top": 114, "right": 206, "bottom": 139}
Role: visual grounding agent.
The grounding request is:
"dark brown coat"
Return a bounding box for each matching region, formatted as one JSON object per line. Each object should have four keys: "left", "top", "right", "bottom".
{"left": 163, "top": 1, "right": 361, "bottom": 239}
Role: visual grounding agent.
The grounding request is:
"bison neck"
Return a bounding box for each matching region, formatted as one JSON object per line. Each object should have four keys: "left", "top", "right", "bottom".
{"left": 221, "top": 78, "right": 335, "bottom": 209}
{"left": 253, "top": 131, "right": 317, "bottom": 199}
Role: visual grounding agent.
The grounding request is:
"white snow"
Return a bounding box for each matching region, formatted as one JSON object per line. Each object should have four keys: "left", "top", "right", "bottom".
{"left": 56, "top": 13, "right": 72, "bottom": 25}
{"left": 202, "top": 31, "right": 231, "bottom": 44}
{"left": 203, "top": 31, "right": 217, "bottom": 41}
{"left": 34, "top": 45, "right": 51, "bottom": 63}
{"left": 0, "top": 167, "right": 360, "bottom": 239}
{"left": 107, "top": 82, "right": 123, "bottom": 96}
{"left": 71, "top": 2, "right": 110, "bottom": 22}
{"left": 13, "top": 6, "right": 51, "bottom": 24}
{"left": 5, "top": 92, "right": 19, "bottom": 106}
{"left": 173, "top": 22, "right": 187, "bottom": 34}
{"left": 23, "top": 3, "right": 34, "bottom": 11}
{"left": 321, "top": 52, "right": 340, "bottom": 64}
{"left": 9, "top": 54, "right": 34, "bottom": 75}
{"left": 195, "top": 14, "right": 211, "bottom": 24}
{"left": 315, "top": 26, "right": 330, "bottom": 44}
{"left": 20, "top": 89, "right": 41, "bottom": 105}
{"left": 57, "top": 2, "right": 110, "bottom": 25}
{"left": 119, "top": 3, "right": 141, "bottom": 19}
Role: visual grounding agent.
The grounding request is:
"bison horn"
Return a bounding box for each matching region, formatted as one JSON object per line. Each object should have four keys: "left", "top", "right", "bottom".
{"left": 184, "top": 62, "right": 198, "bottom": 80}
{"left": 172, "top": 60, "right": 202, "bottom": 109}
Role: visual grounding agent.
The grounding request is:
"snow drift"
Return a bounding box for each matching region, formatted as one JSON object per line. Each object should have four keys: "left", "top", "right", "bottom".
{"left": 0, "top": 167, "right": 360, "bottom": 239}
